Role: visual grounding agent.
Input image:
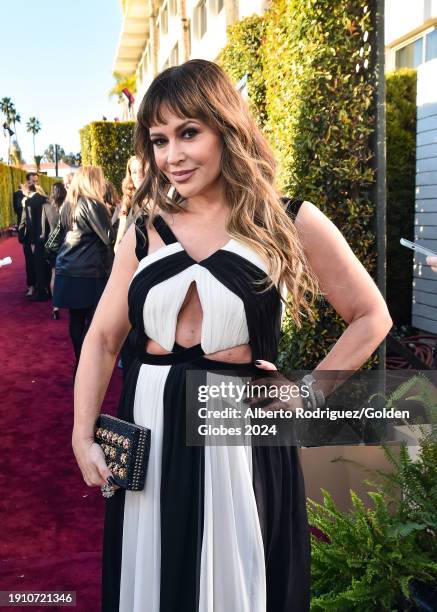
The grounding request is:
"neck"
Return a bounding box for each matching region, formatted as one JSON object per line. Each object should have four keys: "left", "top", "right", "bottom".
{"left": 183, "top": 179, "right": 228, "bottom": 217}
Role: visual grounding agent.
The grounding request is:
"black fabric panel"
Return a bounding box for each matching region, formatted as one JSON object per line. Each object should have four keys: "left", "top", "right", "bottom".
{"left": 159, "top": 363, "right": 204, "bottom": 612}
{"left": 101, "top": 359, "right": 141, "bottom": 612}
{"left": 252, "top": 446, "right": 311, "bottom": 612}
{"left": 153, "top": 214, "right": 178, "bottom": 245}
{"left": 134, "top": 213, "right": 149, "bottom": 261}
{"left": 281, "top": 197, "right": 304, "bottom": 220}
{"left": 128, "top": 250, "right": 194, "bottom": 357}
{"left": 201, "top": 251, "right": 282, "bottom": 363}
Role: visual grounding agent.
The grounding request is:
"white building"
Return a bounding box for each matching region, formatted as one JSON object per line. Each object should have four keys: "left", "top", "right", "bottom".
{"left": 113, "top": 0, "right": 270, "bottom": 114}
{"left": 385, "top": 0, "right": 437, "bottom": 71}
{"left": 22, "top": 161, "right": 78, "bottom": 179}
{"left": 386, "top": 1, "right": 437, "bottom": 334}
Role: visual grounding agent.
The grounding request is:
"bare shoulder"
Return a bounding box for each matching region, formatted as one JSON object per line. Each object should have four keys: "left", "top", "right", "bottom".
{"left": 292, "top": 200, "right": 346, "bottom": 248}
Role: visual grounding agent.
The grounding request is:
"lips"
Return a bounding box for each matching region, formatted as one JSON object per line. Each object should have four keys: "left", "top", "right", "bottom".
{"left": 171, "top": 169, "right": 196, "bottom": 182}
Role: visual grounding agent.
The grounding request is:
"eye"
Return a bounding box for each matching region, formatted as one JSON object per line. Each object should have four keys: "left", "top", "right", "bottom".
{"left": 150, "top": 138, "right": 167, "bottom": 148}
{"left": 182, "top": 128, "right": 199, "bottom": 139}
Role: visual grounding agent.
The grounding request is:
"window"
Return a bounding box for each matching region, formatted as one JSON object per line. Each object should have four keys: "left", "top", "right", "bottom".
{"left": 194, "top": 0, "right": 207, "bottom": 39}
{"left": 425, "top": 29, "right": 437, "bottom": 62}
{"left": 395, "top": 38, "right": 423, "bottom": 69}
{"left": 170, "top": 43, "right": 179, "bottom": 67}
{"left": 161, "top": 3, "right": 168, "bottom": 35}
{"left": 169, "top": 0, "right": 177, "bottom": 16}
{"left": 209, "top": 0, "right": 224, "bottom": 14}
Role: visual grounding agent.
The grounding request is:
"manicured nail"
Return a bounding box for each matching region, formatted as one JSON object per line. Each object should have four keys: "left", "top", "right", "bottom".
{"left": 107, "top": 476, "right": 116, "bottom": 485}
{"left": 254, "top": 360, "right": 261, "bottom": 365}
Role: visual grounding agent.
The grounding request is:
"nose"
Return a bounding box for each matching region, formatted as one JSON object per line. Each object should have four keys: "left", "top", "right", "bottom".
{"left": 166, "top": 138, "right": 186, "bottom": 166}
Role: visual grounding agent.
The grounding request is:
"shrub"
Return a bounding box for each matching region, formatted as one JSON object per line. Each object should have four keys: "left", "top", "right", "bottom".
{"left": 218, "top": 15, "right": 267, "bottom": 127}
{"left": 386, "top": 69, "right": 417, "bottom": 326}
{"left": 0, "top": 162, "right": 58, "bottom": 229}
{"left": 308, "top": 375, "right": 437, "bottom": 610}
{"left": 220, "top": 0, "right": 377, "bottom": 370}
{"left": 80, "top": 121, "right": 135, "bottom": 192}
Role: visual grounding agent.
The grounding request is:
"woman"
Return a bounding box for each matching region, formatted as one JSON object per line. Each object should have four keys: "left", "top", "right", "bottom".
{"left": 19, "top": 183, "right": 50, "bottom": 301}
{"left": 41, "top": 181, "right": 67, "bottom": 319}
{"left": 113, "top": 156, "right": 144, "bottom": 253}
{"left": 104, "top": 181, "right": 121, "bottom": 218}
{"left": 72, "top": 60, "right": 392, "bottom": 612}
{"left": 54, "top": 166, "right": 114, "bottom": 373}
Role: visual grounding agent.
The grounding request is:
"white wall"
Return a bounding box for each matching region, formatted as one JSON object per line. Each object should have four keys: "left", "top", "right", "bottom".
{"left": 385, "top": 0, "right": 437, "bottom": 45}
{"left": 412, "top": 58, "right": 437, "bottom": 333}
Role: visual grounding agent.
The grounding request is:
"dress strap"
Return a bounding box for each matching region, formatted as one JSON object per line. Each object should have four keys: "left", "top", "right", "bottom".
{"left": 281, "top": 197, "right": 304, "bottom": 220}
{"left": 137, "top": 342, "right": 205, "bottom": 365}
{"left": 153, "top": 214, "right": 179, "bottom": 245}
{"left": 134, "top": 213, "right": 149, "bottom": 261}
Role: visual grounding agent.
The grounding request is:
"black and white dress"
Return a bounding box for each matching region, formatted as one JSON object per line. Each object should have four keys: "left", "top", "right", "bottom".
{"left": 102, "top": 199, "right": 311, "bottom": 612}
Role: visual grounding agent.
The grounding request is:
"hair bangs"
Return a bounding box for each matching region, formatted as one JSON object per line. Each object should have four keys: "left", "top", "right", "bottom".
{"left": 140, "top": 66, "right": 211, "bottom": 129}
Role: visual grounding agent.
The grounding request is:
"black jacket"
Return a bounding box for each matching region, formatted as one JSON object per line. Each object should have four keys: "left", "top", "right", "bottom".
{"left": 18, "top": 193, "right": 48, "bottom": 245}
{"left": 55, "top": 197, "right": 115, "bottom": 279}
{"left": 13, "top": 189, "right": 24, "bottom": 225}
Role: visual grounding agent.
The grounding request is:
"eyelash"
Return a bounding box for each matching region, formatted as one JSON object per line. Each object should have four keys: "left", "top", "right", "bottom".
{"left": 151, "top": 128, "right": 199, "bottom": 147}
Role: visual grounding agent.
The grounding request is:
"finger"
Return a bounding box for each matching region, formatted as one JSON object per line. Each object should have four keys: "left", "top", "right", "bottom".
{"left": 254, "top": 360, "right": 277, "bottom": 371}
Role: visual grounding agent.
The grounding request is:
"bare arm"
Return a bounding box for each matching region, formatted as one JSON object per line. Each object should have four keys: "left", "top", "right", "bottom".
{"left": 295, "top": 201, "right": 392, "bottom": 394}
{"left": 72, "top": 224, "right": 138, "bottom": 487}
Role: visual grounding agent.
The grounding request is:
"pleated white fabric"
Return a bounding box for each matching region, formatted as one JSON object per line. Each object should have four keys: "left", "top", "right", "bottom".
{"left": 119, "top": 363, "right": 171, "bottom": 612}
{"left": 142, "top": 244, "right": 251, "bottom": 354}
{"left": 199, "top": 372, "right": 266, "bottom": 612}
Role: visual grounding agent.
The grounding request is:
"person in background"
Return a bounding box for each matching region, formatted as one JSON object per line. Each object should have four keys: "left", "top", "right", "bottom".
{"left": 18, "top": 176, "right": 39, "bottom": 296}
{"left": 41, "top": 181, "right": 67, "bottom": 319}
{"left": 113, "top": 156, "right": 144, "bottom": 253}
{"left": 26, "top": 171, "right": 39, "bottom": 187}
{"left": 103, "top": 181, "right": 121, "bottom": 218}
{"left": 13, "top": 183, "right": 25, "bottom": 226}
{"left": 53, "top": 166, "right": 115, "bottom": 374}
{"left": 112, "top": 157, "right": 145, "bottom": 378}
{"left": 13, "top": 183, "right": 34, "bottom": 295}
{"left": 19, "top": 183, "right": 50, "bottom": 301}
{"left": 63, "top": 172, "right": 75, "bottom": 191}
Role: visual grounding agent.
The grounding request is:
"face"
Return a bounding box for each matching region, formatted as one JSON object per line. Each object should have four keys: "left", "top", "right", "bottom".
{"left": 130, "top": 158, "right": 143, "bottom": 190}
{"left": 149, "top": 105, "right": 223, "bottom": 200}
{"left": 64, "top": 174, "right": 73, "bottom": 189}
{"left": 31, "top": 174, "right": 39, "bottom": 186}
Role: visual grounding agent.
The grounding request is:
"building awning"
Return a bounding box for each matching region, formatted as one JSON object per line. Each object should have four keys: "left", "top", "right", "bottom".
{"left": 113, "top": 0, "right": 150, "bottom": 75}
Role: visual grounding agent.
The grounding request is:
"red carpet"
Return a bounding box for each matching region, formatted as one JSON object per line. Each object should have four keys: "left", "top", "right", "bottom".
{"left": 0, "top": 236, "right": 122, "bottom": 611}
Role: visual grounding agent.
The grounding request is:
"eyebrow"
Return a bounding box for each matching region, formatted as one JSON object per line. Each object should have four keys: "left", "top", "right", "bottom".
{"left": 149, "top": 119, "right": 200, "bottom": 137}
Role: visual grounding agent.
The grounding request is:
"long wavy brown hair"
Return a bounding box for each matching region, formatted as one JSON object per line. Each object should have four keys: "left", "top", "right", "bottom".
{"left": 121, "top": 156, "right": 137, "bottom": 211}
{"left": 132, "top": 59, "right": 320, "bottom": 327}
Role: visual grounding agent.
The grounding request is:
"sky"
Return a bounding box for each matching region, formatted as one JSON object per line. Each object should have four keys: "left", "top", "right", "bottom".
{"left": 0, "top": 0, "right": 122, "bottom": 164}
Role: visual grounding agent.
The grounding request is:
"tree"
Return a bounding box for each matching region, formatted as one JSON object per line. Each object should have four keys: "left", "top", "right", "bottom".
{"left": 26, "top": 117, "right": 41, "bottom": 159}
{"left": 109, "top": 72, "right": 137, "bottom": 101}
{"left": 43, "top": 144, "right": 65, "bottom": 163}
{"left": 1, "top": 97, "right": 16, "bottom": 163}
{"left": 62, "top": 152, "right": 80, "bottom": 166}
{"left": 9, "top": 108, "right": 21, "bottom": 146}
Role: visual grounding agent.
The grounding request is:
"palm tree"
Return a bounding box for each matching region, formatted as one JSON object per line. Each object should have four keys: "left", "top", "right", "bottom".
{"left": 9, "top": 108, "right": 21, "bottom": 146}
{"left": 26, "top": 117, "right": 41, "bottom": 159}
{"left": 1, "top": 97, "right": 16, "bottom": 163}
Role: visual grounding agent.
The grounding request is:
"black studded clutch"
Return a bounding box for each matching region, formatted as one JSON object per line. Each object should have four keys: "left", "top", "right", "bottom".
{"left": 94, "top": 414, "right": 151, "bottom": 491}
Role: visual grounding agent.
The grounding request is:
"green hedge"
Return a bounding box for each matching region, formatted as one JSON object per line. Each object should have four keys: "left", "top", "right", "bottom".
{"left": 386, "top": 69, "right": 417, "bottom": 326}
{"left": 0, "top": 162, "right": 58, "bottom": 230}
{"left": 218, "top": 15, "right": 267, "bottom": 127}
{"left": 80, "top": 121, "right": 135, "bottom": 192}
{"left": 220, "top": 0, "right": 377, "bottom": 371}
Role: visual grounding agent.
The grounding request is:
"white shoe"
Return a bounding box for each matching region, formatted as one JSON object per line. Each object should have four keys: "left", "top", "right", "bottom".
{"left": 25, "top": 287, "right": 34, "bottom": 297}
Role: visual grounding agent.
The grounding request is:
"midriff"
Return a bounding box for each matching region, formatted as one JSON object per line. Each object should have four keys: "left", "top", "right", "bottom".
{"left": 145, "top": 338, "right": 253, "bottom": 364}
